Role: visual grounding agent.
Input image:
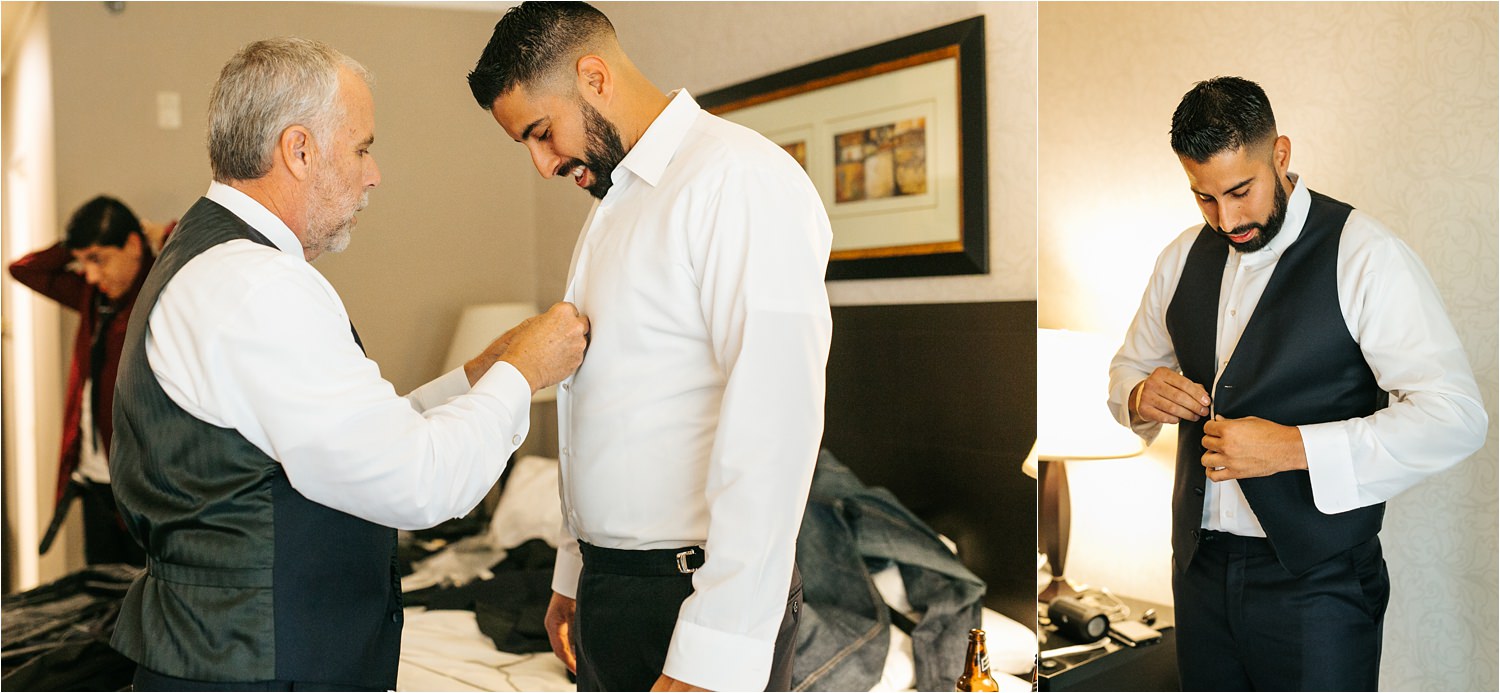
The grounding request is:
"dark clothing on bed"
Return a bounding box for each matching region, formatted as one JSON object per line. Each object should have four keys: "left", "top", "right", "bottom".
{"left": 793, "top": 450, "right": 986, "bottom": 692}
{"left": 573, "top": 542, "right": 802, "bottom": 692}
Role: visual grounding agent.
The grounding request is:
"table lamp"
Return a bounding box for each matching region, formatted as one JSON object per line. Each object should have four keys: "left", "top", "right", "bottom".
{"left": 445, "top": 302, "right": 556, "bottom": 402}
{"left": 1035, "top": 328, "right": 1144, "bottom": 602}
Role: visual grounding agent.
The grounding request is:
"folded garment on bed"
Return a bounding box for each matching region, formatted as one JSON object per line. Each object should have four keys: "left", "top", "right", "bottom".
{"left": 1, "top": 564, "right": 141, "bottom": 690}
{"left": 402, "top": 539, "right": 557, "bottom": 654}
{"left": 794, "top": 449, "right": 987, "bottom": 692}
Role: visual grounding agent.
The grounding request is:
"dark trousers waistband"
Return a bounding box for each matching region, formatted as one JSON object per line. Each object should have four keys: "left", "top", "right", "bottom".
{"left": 578, "top": 541, "right": 705, "bottom": 576}
{"left": 1195, "top": 529, "right": 1275, "bottom": 555}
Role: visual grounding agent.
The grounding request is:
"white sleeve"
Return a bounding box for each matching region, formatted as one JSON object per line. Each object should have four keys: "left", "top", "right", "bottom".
{"left": 1107, "top": 228, "right": 1199, "bottom": 443}
{"left": 404, "top": 366, "right": 472, "bottom": 413}
{"left": 1302, "top": 217, "right": 1487, "bottom": 513}
{"left": 660, "top": 164, "right": 833, "bottom": 692}
{"left": 149, "top": 253, "right": 531, "bottom": 531}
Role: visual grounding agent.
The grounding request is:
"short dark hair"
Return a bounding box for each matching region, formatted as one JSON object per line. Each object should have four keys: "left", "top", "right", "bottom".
{"left": 64, "top": 196, "right": 141, "bottom": 250}
{"left": 1170, "top": 76, "right": 1277, "bottom": 163}
{"left": 467, "top": 1, "right": 614, "bottom": 109}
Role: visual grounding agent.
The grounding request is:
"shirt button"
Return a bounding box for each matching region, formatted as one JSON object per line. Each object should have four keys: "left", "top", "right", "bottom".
{"left": 511, "top": 434, "right": 521, "bottom": 446}
{"left": 561, "top": 447, "right": 570, "bottom": 457}
{"left": 562, "top": 383, "right": 570, "bottom": 391}
{"left": 1230, "top": 309, "right": 1237, "bottom": 317}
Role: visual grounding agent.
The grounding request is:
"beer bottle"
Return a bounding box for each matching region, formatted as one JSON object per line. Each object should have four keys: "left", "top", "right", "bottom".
{"left": 956, "top": 628, "right": 1000, "bottom": 692}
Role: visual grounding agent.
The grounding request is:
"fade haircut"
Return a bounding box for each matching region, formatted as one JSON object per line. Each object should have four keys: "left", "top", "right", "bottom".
{"left": 467, "top": 1, "right": 615, "bottom": 109}
{"left": 1170, "top": 76, "right": 1277, "bottom": 163}
{"left": 208, "top": 37, "right": 373, "bottom": 182}
{"left": 64, "top": 196, "right": 141, "bottom": 251}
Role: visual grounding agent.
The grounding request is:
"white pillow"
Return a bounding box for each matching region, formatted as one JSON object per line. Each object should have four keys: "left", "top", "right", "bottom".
{"left": 487, "top": 455, "right": 568, "bottom": 550}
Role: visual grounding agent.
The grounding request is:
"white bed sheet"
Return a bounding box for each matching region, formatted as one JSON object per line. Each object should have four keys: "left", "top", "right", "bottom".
{"left": 397, "top": 606, "right": 1032, "bottom": 692}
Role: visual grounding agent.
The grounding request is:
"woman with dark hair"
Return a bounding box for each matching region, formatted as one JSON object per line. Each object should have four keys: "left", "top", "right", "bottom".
{"left": 8, "top": 194, "right": 173, "bottom": 566}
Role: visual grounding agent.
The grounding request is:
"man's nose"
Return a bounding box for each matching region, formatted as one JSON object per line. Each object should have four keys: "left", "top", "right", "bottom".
{"left": 83, "top": 264, "right": 102, "bottom": 286}
{"left": 366, "top": 153, "right": 381, "bottom": 189}
{"left": 1217, "top": 201, "right": 1245, "bottom": 232}
{"left": 530, "top": 146, "right": 561, "bottom": 179}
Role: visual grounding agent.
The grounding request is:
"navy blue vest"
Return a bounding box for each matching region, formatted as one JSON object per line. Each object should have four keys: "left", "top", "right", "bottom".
{"left": 111, "top": 197, "right": 402, "bottom": 687}
{"left": 1165, "top": 190, "right": 1387, "bottom": 576}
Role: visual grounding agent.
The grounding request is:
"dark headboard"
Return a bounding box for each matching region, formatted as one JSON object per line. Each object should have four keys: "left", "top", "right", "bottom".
{"left": 822, "top": 301, "right": 1036, "bottom": 627}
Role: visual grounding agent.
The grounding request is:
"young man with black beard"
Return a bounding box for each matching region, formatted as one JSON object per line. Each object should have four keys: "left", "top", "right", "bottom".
{"left": 467, "top": 3, "right": 833, "bottom": 691}
{"left": 1107, "top": 76, "right": 1485, "bottom": 690}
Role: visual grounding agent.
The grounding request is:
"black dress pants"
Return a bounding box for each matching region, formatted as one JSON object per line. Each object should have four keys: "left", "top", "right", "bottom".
{"left": 1173, "top": 530, "right": 1389, "bottom": 691}
{"left": 574, "top": 542, "right": 802, "bottom": 692}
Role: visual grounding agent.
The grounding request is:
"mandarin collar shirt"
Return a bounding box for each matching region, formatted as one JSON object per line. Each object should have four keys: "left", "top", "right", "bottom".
{"left": 1108, "top": 175, "right": 1486, "bottom": 536}
{"left": 552, "top": 90, "right": 833, "bottom": 691}
{"left": 144, "top": 181, "right": 533, "bottom": 531}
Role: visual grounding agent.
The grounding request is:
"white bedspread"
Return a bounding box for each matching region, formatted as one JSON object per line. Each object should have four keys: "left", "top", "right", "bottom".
{"left": 397, "top": 607, "right": 1033, "bottom": 692}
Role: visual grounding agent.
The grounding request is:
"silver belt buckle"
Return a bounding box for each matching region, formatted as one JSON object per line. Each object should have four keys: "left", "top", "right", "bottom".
{"left": 675, "top": 549, "right": 699, "bottom": 574}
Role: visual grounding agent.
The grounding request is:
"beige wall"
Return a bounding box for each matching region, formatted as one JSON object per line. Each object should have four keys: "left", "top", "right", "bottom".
{"left": 1039, "top": 3, "right": 1498, "bottom": 690}
{"left": 527, "top": 1, "right": 1039, "bottom": 307}
{"left": 50, "top": 1, "right": 541, "bottom": 395}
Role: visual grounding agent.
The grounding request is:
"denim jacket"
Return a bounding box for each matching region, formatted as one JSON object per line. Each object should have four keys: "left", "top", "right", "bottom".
{"left": 793, "top": 450, "right": 986, "bottom": 691}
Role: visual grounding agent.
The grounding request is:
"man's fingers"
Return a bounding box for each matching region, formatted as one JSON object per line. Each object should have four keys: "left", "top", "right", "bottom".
{"left": 1141, "top": 387, "right": 1204, "bottom": 422}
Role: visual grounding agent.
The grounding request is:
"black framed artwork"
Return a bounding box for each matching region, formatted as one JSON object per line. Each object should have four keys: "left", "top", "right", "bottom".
{"left": 699, "top": 16, "right": 989, "bottom": 281}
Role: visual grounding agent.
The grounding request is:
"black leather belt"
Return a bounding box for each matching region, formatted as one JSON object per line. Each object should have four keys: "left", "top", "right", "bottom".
{"left": 578, "top": 542, "right": 705, "bottom": 576}
{"left": 1194, "top": 529, "right": 1275, "bottom": 555}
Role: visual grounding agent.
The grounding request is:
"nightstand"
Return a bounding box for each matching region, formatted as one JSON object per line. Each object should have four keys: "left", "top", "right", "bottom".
{"left": 1037, "top": 594, "right": 1180, "bottom": 692}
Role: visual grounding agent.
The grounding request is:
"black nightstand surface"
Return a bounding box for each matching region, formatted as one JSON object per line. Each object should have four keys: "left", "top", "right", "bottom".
{"left": 1037, "top": 594, "right": 1180, "bottom": 692}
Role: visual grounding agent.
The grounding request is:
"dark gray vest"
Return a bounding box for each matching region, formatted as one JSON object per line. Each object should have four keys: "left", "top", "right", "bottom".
{"left": 1165, "top": 190, "right": 1387, "bottom": 576}
{"left": 110, "top": 197, "right": 402, "bottom": 687}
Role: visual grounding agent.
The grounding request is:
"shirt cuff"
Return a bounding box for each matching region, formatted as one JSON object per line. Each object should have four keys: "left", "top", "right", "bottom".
{"left": 662, "top": 619, "right": 776, "bottom": 692}
{"left": 470, "top": 360, "right": 533, "bottom": 420}
{"left": 551, "top": 540, "right": 583, "bottom": 599}
{"left": 1300, "top": 421, "right": 1360, "bottom": 514}
{"left": 404, "top": 366, "right": 473, "bottom": 412}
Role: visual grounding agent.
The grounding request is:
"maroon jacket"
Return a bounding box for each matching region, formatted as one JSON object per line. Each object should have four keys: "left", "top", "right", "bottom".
{"left": 7, "top": 224, "right": 171, "bottom": 502}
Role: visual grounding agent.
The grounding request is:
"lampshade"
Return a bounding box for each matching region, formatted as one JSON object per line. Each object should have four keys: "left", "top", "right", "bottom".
{"left": 444, "top": 302, "right": 556, "bottom": 402}
{"left": 1034, "top": 328, "right": 1144, "bottom": 603}
{"left": 1035, "top": 328, "right": 1144, "bottom": 462}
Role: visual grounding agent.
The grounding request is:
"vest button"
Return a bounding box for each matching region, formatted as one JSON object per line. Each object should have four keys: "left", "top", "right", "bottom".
{"left": 391, "top": 612, "right": 400, "bottom": 623}
{"left": 1194, "top": 486, "right": 1204, "bottom": 496}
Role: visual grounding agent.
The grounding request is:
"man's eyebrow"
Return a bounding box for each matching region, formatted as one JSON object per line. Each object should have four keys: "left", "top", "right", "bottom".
{"left": 1223, "top": 177, "right": 1254, "bottom": 195}
{"left": 518, "top": 117, "right": 548, "bottom": 142}
{"left": 1191, "top": 176, "right": 1255, "bottom": 197}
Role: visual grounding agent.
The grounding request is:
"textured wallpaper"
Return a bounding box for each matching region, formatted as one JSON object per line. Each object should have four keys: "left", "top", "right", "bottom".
{"left": 1039, "top": 3, "right": 1498, "bottom": 690}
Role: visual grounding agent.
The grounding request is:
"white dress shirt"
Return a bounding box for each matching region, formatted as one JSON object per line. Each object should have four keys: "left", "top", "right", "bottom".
{"left": 145, "top": 182, "right": 532, "bottom": 531}
{"left": 1109, "top": 175, "right": 1487, "bottom": 536}
{"left": 552, "top": 90, "right": 833, "bottom": 691}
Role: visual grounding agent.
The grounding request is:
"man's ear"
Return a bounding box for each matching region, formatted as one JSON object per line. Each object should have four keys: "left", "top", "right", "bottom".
{"left": 1272, "top": 135, "right": 1291, "bottom": 178}
{"left": 280, "top": 125, "right": 315, "bottom": 182}
{"left": 575, "top": 55, "right": 612, "bottom": 105}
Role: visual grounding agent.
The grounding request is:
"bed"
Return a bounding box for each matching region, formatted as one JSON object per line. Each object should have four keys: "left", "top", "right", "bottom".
{"left": 396, "top": 301, "right": 1039, "bottom": 692}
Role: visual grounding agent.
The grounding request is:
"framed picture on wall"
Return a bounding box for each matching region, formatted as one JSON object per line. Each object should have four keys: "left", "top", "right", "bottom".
{"left": 699, "top": 16, "right": 988, "bottom": 281}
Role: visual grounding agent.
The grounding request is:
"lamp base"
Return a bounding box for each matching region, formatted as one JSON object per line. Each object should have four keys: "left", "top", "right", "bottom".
{"left": 1039, "top": 575, "right": 1085, "bottom": 603}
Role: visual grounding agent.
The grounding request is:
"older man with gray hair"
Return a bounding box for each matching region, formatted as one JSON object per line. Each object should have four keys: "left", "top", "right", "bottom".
{"left": 110, "top": 37, "right": 589, "bottom": 690}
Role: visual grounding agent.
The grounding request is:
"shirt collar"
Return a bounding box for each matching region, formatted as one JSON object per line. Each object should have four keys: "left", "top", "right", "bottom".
{"left": 205, "top": 181, "right": 306, "bottom": 261}
{"left": 613, "top": 89, "right": 701, "bottom": 190}
{"left": 1235, "top": 172, "right": 1308, "bottom": 265}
